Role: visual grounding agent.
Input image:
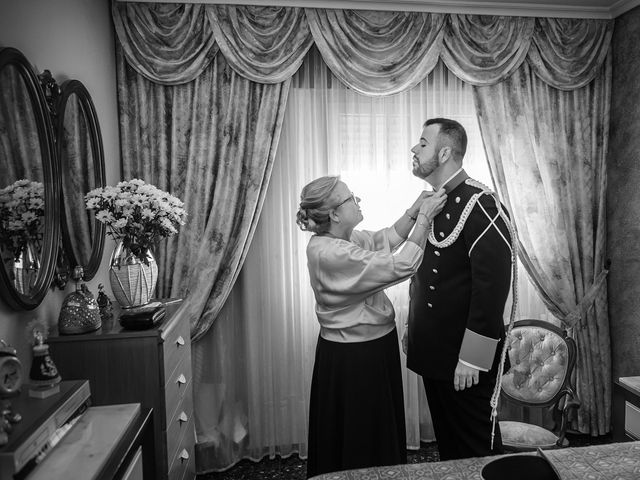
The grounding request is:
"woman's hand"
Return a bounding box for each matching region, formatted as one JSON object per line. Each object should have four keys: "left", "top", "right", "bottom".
{"left": 407, "top": 191, "right": 431, "bottom": 219}
{"left": 418, "top": 188, "right": 447, "bottom": 221}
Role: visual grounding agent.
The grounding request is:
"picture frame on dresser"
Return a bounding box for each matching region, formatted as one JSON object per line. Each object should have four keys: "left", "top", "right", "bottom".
{"left": 47, "top": 299, "right": 195, "bottom": 480}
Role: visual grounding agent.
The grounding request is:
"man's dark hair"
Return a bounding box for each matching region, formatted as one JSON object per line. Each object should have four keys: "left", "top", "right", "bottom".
{"left": 424, "top": 118, "right": 468, "bottom": 160}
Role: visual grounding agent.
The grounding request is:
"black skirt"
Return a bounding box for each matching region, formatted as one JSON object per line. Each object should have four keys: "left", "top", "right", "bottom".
{"left": 306, "top": 328, "right": 407, "bottom": 478}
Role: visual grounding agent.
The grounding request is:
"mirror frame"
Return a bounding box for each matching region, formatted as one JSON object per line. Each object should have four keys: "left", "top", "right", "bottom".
{"left": 56, "top": 79, "right": 106, "bottom": 281}
{"left": 0, "top": 47, "right": 60, "bottom": 310}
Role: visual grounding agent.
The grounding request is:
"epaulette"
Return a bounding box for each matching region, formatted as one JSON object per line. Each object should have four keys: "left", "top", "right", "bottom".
{"left": 427, "top": 179, "right": 495, "bottom": 249}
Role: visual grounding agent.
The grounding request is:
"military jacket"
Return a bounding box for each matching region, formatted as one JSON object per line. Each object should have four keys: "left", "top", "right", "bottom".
{"left": 407, "top": 172, "right": 512, "bottom": 381}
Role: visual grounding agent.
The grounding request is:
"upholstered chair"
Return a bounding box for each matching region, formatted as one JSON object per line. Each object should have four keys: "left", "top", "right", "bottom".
{"left": 499, "top": 319, "right": 581, "bottom": 451}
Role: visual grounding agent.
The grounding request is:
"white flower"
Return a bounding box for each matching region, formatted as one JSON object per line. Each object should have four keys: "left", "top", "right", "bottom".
{"left": 86, "top": 197, "right": 101, "bottom": 209}
{"left": 113, "top": 218, "right": 128, "bottom": 229}
{"left": 21, "top": 211, "right": 37, "bottom": 223}
{"left": 85, "top": 179, "right": 187, "bottom": 257}
{"left": 141, "top": 208, "right": 154, "bottom": 219}
{"left": 95, "top": 211, "right": 111, "bottom": 222}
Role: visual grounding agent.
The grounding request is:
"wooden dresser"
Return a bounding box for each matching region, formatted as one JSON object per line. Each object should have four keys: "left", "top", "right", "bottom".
{"left": 48, "top": 299, "right": 195, "bottom": 480}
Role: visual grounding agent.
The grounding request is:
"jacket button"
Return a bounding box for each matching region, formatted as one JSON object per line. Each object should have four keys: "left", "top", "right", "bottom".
{"left": 446, "top": 213, "right": 451, "bottom": 219}
{"left": 432, "top": 268, "right": 438, "bottom": 274}
{"left": 434, "top": 251, "right": 440, "bottom": 256}
{"left": 427, "top": 303, "right": 433, "bottom": 308}
{"left": 429, "top": 286, "right": 435, "bottom": 290}
{"left": 455, "top": 197, "right": 460, "bottom": 203}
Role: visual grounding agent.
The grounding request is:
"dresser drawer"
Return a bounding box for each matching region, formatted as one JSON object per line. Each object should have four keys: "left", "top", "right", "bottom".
{"left": 165, "top": 354, "right": 193, "bottom": 427}
{"left": 625, "top": 401, "right": 640, "bottom": 439}
{"left": 168, "top": 422, "right": 195, "bottom": 480}
{"left": 163, "top": 313, "right": 191, "bottom": 380}
{"left": 166, "top": 386, "right": 194, "bottom": 462}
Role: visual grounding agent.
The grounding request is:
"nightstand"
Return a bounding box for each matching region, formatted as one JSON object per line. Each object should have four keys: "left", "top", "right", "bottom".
{"left": 48, "top": 299, "right": 195, "bottom": 480}
{"left": 613, "top": 377, "right": 640, "bottom": 442}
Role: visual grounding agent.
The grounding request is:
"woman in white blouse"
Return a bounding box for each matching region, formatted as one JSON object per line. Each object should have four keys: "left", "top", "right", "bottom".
{"left": 296, "top": 176, "right": 446, "bottom": 478}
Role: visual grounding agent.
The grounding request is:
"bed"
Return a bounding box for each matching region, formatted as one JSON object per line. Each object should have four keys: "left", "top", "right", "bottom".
{"left": 309, "top": 441, "right": 640, "bottom": 480}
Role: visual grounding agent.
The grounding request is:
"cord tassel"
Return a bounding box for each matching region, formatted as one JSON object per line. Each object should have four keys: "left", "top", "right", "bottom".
{"left": 488, "top": 197, "right": 519, "bottom": 451}
{"left": 491, "top": 411, "right": 497, "bottom": 450}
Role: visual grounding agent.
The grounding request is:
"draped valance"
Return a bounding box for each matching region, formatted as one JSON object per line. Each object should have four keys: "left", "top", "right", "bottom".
{"left": 113, "top": 2, "right": 612, "bottom": 93}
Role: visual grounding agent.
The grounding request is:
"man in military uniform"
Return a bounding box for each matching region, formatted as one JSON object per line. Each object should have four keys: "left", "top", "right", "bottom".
{"left": 404, "top": 118, "right": 513, "bottom": 460}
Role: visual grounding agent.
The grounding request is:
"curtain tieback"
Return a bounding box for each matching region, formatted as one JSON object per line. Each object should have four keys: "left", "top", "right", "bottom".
{"left": 562, "top": 261, "right": 610, "bottom": 328}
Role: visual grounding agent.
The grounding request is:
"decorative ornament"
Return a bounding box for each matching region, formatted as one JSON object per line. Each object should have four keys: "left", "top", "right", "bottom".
{"left": 58, "top": 266, "right": 101, "bottom": 334}
{"left": 96, "top": 283, "right": 113, "bottom": 322}
{"left": 0, "top": 339, "right": 23, "bottom": 446}
{"left": 26, "top": 319, "right": 61, "bottom": 389}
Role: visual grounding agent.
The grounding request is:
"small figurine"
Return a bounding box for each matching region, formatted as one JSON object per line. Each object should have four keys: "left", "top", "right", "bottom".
{"left": 97, "top": 283, "right": 113, "bottom": 322}
{"left": 0, "top": 398, "right": 23, "bottom": 446}
{"left": 26, "top": 319, "right": 61, "bottom": 391}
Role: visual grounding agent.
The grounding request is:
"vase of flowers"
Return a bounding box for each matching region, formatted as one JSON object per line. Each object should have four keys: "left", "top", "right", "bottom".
{"left": 0, "top": 179, "right": 45, "bottom": 295}
{"left": 0, "top": 179, "right": 44, "bottom": 258}
{"left": 85, "top": 179, "right": 187, "bottom": 309}
{"left": 13, "top": 241, "right": 40, "bottom": 295}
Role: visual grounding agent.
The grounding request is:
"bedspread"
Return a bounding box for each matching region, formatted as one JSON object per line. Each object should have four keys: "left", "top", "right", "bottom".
{"left": 310, "top": 441, "right": 640, "bottom": 480}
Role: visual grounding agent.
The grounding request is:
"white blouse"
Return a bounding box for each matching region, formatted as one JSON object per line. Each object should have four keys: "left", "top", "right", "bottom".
{"left": 306, "top": 226, "right": 424, "bottom": 343}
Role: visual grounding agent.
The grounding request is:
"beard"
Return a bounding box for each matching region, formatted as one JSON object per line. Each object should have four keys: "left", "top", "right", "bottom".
{"left": 412, "top": 154, "right": 439, "bottom": 180}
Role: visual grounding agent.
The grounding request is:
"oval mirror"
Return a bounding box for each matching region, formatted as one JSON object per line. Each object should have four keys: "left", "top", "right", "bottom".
{"left": 0, "top": 47, "right": 59, "bottom": 310}
{"left": 56, "top": 80, "right": 105, "bottom": 281}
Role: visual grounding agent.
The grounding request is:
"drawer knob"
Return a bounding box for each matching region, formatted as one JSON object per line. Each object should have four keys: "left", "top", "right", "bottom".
{"left": 176, "top": 336, "right": 185, "bottom": 347}
{"left": 177, "top": 374, "right": 187, "bottom": 386}
{"left": 180, "top": 449, "right": 189, "bottom": 463}
{"left": 178, "top": 411, "right": 188, "bottom": 424}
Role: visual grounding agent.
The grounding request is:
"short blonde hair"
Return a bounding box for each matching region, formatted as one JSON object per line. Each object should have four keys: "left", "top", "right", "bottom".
{"left": 296, "top": 176, "right": 339, "bottom": 234}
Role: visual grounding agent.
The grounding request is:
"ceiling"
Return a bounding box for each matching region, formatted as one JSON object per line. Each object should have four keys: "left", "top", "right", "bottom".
{"left": 122, "top": 0, "right": 640, "bottom": 19}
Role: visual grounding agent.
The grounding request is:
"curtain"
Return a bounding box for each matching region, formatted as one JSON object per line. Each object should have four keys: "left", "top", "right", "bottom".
{"left": 0, "top": 64, "right": 43, "bottom": 182}
{"left": 193, "top": 47, "right": 552, "bottom": 473}
{"left": 474, "top": 56, "right": 611, "bottom": 434}
{"left": 114, "top": 2, "right": 301, "bottom": 341}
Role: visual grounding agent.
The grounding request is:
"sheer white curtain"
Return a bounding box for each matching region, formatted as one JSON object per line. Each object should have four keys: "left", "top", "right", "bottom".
{"left": 192, "top": 47, "right": 551, "bottom": 472}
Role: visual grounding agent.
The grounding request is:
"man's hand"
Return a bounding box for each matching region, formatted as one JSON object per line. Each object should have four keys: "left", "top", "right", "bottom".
{"left": 454, "top": 360, "right": 479, "bottom": 391}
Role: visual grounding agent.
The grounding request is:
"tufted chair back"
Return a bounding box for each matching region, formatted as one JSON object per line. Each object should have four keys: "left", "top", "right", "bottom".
{"left": 499, "top": 320, "right": 580, "bottom": 451}
{"left": 502, "top": 321, "right": 575, "bottom": 406}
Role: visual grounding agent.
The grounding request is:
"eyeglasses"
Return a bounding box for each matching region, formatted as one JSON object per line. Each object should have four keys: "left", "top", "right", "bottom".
{"left": 334, "top": 192, "right": 360, "bottom": 209}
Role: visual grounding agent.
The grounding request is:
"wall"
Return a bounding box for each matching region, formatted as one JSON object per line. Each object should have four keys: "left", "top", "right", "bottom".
{"left": 0, "top": 0, "right": 120, "bottom": 370}
{"left": 607, "top": 6, "right": 640, "bottom": 379}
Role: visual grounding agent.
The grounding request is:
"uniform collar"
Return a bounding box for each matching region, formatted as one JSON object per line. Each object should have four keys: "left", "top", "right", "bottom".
{"left": 441, "top": 168, "right": 468, "bottom": 194}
